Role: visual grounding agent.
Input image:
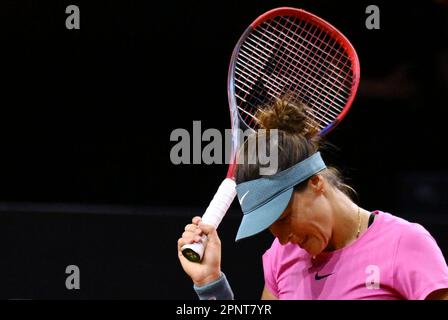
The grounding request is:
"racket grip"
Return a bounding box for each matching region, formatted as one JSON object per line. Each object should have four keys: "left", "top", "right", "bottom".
{"left": 181, "top": 178, "right": 237, "bottom": 262}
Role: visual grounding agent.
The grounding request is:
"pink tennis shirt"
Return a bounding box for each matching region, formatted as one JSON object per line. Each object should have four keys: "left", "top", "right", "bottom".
{"left": 262, "top": 211, "right": 448, "bottom": 299}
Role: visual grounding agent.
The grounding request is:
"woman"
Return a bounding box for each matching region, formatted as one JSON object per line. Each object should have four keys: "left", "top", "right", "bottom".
{"left": 177, "top": 99, "right": 448, "bottom": 300}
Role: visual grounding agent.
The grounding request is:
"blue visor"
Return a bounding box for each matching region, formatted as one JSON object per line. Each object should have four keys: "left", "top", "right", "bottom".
{"left": 235, "top": 152, "right": 326, "bottom": 241}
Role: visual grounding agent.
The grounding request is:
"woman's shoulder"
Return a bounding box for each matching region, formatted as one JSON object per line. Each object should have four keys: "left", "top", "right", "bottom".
{"left": 375, "top": 210, "right": 431, "bottom": 235}
{"left": 372, "top": 211, "right": 436, "bottom": 247}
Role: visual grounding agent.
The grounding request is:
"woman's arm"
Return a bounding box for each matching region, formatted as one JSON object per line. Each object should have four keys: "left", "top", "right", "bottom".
{"left": 261, "top": 285, "right": 278, "bottom": 300}
{"left": 426, "top": 288, "right": 448, "bottom": 300}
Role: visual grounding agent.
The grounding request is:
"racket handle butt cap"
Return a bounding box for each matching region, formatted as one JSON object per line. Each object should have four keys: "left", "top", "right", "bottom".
{"left": 182, "top": 241, "right": 205, "bottom": 262}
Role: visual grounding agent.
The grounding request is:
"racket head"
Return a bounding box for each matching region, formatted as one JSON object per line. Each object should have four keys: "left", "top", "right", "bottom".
{"left": 227, "top": 7, "right": 360, "bottom": 143}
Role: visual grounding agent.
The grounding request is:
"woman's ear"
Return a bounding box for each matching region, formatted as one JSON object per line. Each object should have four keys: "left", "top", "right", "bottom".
{"left": 308, "top": 174, "right": 325, "bottom": 194}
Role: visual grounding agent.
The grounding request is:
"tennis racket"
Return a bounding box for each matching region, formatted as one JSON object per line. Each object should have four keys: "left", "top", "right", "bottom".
{"left": 181, "top": 7, "right": 360, "bottom": 262}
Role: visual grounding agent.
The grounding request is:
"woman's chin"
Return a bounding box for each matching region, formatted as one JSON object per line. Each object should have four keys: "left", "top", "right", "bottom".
{"left": 306, "top": 240, "right": 326, "bottom": 256}
{"left": 306, "top": 247, "right": 320, "bottom": 256}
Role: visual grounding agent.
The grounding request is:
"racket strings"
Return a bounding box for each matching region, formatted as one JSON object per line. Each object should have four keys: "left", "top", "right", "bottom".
{"left": 253, "top": 19, "right": 349, "bottom": 121}
{"left": 260, "top": 16, "right": 346, "bottom": 125}
{"left": 249, "top": 16, "right": 337, "bottom": 128}
{"left": 271, "top": 16, "right": 341, "bottom": 130}
{"left": 264, "top": 16, "right": 353, "bottom": 101}
{"left": 240, "top": 32, "right": 349, "bottom": 112}
{"left": 234, "top": 14, "right": 355, "bottom": 130}
{"left": 276, "top": 17, "right": 352, "bottom": 124}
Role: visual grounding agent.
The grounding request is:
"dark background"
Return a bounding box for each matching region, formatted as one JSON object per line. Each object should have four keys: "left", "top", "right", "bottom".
{"left": 0, "top": 0, "right": 447, "bottom": 299}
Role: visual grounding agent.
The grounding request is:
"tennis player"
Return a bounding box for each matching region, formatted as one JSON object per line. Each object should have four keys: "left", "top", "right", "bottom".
{"left": 177, "top": 99, "right": 448, "bottom": 300}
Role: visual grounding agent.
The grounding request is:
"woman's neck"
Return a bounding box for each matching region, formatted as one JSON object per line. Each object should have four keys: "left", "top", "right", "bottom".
{"left": 325, "top": 190, "right": 369, "bottom": 251}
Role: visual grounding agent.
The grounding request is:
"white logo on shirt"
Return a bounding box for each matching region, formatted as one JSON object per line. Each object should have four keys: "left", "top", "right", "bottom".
{"left": 365, "top": 265, "right": 381, "bottom": 289}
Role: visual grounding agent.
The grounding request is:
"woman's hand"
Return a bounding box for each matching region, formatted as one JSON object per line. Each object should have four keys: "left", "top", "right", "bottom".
{"left": 177, "top": 216, "right": 222, "bottom": 286}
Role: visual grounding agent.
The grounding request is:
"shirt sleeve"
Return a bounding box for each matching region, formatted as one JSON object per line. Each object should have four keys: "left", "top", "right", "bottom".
{"left": 393, "top": 224, "right": 448, "bottom": 300}
{"left": 262, "top": 241, "right": 279, "bottom": 298}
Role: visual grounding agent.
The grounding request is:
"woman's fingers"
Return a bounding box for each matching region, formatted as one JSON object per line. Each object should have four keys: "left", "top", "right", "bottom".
{"left": 177, "top": 217, "right": 208, "bottom": 255}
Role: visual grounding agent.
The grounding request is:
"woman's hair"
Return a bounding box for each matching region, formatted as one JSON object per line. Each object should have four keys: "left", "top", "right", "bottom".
{"left": 236, "top": 96, "right": 355, "bottom": 196}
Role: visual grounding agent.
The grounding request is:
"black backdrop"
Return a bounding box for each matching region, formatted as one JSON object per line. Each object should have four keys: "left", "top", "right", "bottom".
{"left": 1, "top": 0, "right": 447, "bottom": 299}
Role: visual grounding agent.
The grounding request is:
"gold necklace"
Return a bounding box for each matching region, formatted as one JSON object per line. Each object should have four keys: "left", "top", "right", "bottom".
{"left": 356, "top": 206, "right": 361, "bottom": 238}
{"left": 312, "top": 206, "right": 362, "bottom": 260}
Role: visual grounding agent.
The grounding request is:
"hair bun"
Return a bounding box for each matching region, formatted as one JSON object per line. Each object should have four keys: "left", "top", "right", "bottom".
{"left": 256, "top": 97, "right": 319, "bottom": 138}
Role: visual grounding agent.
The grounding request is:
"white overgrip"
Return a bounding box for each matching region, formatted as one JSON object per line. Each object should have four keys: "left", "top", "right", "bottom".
{"left": 181, "top": 178, "right": 236, "bottom": 262}
{"left": 201, "top": 178, "right": 237, "bottom": 228}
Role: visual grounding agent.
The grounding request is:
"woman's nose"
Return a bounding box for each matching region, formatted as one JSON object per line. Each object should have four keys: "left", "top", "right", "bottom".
{"left": 269, "top": 224, "right": 291, "bottom": 244}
